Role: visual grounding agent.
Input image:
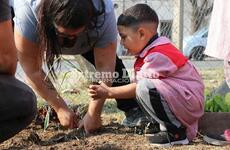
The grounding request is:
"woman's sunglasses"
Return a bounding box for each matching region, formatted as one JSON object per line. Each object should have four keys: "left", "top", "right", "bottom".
{"left": 53, "top": 23, "right": 86, "bottom": 48}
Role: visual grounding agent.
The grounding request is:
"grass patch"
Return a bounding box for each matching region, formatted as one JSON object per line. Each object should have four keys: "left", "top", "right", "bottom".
{"left": 199, "top": 68, "right": 224, "bottom": 95}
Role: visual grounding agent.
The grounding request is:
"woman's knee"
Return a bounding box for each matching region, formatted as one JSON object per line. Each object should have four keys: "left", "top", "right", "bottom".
{"left": 0, "top": 76, "right": 37, "bottom": 129}
{"left": 22, "top": 86, "right": 37, "bottom": 119}
{"left": 10, "top": 77, "right": 37, "bottom": 119}
{"left": 27, "top": 92, "right": 37, "bottom": 119}
{"left": 16, "top": 89, "right": 37, "bottom": 126}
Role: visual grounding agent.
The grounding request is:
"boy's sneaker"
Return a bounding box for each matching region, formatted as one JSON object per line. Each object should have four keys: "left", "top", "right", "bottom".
{"left": 146, "top": 127, "right": 189, "bottom": 146}
{"left": 122, "top": 107, "right": 149, "bottom": 127}
{"left": 203, "top": 133, "right": 230, "bottom": 146}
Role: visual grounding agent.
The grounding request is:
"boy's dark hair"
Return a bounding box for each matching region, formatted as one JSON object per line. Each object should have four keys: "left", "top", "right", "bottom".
{"left": 117, "top": 4, "right": 159, "bottom": 28}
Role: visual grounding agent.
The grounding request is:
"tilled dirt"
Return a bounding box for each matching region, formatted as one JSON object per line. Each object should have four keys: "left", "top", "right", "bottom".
{"left": 1, "top": 108, "right": 230, "bottom": 150}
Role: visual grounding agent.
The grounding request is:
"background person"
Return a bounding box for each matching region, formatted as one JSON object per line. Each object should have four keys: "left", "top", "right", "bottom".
{"left": 204, "top": 0, "right": 230, "bottom": 96}
{"left": 89, "top": 4, "right": 205, "bottom": 146}
{"left": 203, "top": 0, "right": 230, "bottom": 145}
{"left": 0, "top": 0, "right": 37, "bottom": 143}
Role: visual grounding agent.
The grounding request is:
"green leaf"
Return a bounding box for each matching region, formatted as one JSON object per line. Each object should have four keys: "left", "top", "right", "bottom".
{"left": 225, "top": 93, "right": 230, "bottom": 106}
{"left": 213, "top": 102, "right": 219, "bottom": 112}
{"left": 210, "top": 105, "right": 214, "bottom": 112}
{"left": 205, "top": 100, "right": 212, "bottom": 112}
{"left": 44, "top": 107, "right": 51, "bottom": 130}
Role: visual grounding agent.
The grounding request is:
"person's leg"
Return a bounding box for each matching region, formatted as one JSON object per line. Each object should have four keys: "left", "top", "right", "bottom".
{"left": 0, "top": 75, "right": 37, "bottom": 143}
{"left": 210, "top": 80, "right": 230, "bottom": 96}
{"left": 136, "top": 79, "right": 189, "bottom": 146}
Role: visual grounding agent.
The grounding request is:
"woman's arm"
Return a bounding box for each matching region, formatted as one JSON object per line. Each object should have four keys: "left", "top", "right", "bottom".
{"left": 79, "top": 2, "right": 118, "bottom": 132}
{"left": 14, "top": 30, "right": 78, "bottom": 128}
{"left": 79, "top": 41, "right": 117, "bottom": 133}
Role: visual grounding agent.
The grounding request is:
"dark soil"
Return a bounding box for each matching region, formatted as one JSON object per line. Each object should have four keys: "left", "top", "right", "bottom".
{"left": 1, "top": 107, "right": 230, "bottom": 150}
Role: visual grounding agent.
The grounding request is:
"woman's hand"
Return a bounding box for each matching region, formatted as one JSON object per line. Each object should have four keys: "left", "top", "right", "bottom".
{"left": 56, "top": 107, "right": 79, "bottom": 129}
{"left": 88, "top": 81, "right": 110, "bottom": 100}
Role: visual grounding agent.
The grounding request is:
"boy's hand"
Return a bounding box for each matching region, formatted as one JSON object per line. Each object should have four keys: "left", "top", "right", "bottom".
{"left": 88, "top": 81, "right": 110, "bottom": 99}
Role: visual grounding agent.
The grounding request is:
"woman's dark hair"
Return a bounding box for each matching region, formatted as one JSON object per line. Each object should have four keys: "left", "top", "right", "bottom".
{"left": 38, "top": 0, "right": 105, "bottom": 79}
{"left": 117, "top": 4, "right": 159, "bottom": 28}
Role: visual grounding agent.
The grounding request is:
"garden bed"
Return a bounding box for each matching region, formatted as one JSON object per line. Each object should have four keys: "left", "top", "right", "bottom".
{"left": 1, "top": 109, "right": 230, "bottom": 150}
{"left": 2, "top": 61, "right": 229, "bottom": 149}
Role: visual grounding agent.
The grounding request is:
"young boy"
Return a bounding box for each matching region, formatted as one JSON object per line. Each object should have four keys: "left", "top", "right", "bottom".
{"left": 88, "top": 4, "right": 204, "bottom": 146}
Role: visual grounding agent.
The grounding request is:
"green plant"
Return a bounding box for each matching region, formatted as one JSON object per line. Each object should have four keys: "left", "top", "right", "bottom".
{"left": 42, "top": 55, "right": 96, "bottom": 130}
{"left": 205, "top": 95, "right": 230, "bottom": 112}
{"left": 224, "top": 93, "right": 230, "bottom": 106}
{"left": 44, "top": 106, "right": 51, "bottom": 130}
